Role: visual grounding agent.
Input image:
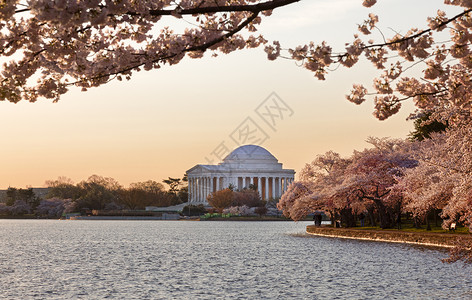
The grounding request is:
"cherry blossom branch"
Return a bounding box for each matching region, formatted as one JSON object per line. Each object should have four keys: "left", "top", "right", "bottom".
{"left": 147, "top": 0, "right": 300, "bottom": 16}
{"left": 261, "top": 4, "right": 472, "bottom": 121}
{"left": 395, "top": 90, "right": 448, "bottom": 102}
{"left": 419, "top": 157, "right": 472, "bottom": 175}
{"left": 14, "top": 8, "right": 29, "bottom": 14}
{"left": 3, "top": 0, "right": 293, "bottom": 102}
{"left": 14, "top": 0, "right": 300, "bottom": 16}
{"left": 364, "top": 8, "right": 472, "bottom": 50}
{"left": 70, "top": 12, "right": 260, "bottom": 86}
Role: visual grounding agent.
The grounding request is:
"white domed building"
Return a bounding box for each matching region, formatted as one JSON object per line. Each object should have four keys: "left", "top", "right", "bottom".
{"left": 187, "top": 145, "right": 295, "bottom": 204}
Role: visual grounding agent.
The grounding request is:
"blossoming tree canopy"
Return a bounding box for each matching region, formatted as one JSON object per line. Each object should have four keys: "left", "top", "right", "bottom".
{"left": 278, "top": 138, "right": 418, "bottom": 228}
{"left": 0, "top": 0, "right": 298, "bottom": 102}
{"left": 265, "top": 0, "right": 472, "bottom": 122}
{"left": 4, "top": 0, "right": 472, "bottom": 117}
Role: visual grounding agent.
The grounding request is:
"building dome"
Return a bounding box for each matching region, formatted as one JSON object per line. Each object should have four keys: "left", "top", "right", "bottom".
{"left": 223, "top": 145, "right": 278, "bottom": 163}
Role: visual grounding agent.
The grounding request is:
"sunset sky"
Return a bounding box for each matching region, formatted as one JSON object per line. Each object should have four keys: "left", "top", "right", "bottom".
{"left": 0, "top": 0, "right": 459, "bottom": 189}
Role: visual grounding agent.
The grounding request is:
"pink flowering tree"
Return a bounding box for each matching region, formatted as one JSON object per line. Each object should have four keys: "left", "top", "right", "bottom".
{"left": 3, "top": 0, "right": 472, "bottom": 122}
{"left": 278, "top": 151, "right": 352, "bottom": 223}
{"left": 0, "top": 0, "right": 297, "bottom": 102}
{"left": 9, "top": 199, "right": 32, "bottom": 215}
{"left": 397, "top": 123, "right": 472, "bottom": 262}
{"left": 278, "top": 139, "right": 417, "bottom": 228}
{"left": 338, "top": 138, "right": 417, "bottom": 228}
{"left": 0, "top": 203, "right": 12, "bottom": 215}
{"left": 396, "top": 134, "right": 454, "bottom": 227}
{"left": 266, "top": 1, "right": 472, "bottom": 122}
{"left": 432, "top": 124, "right": 472, "bottom": 232}
{"left": 277, "top": 181, "right": 321, "bottom": 221}
{"left": 36, "top": 197, "right": 75, "bottom": 218}
{"left": 402, "top": 126, "right": 472, "bottom": 230}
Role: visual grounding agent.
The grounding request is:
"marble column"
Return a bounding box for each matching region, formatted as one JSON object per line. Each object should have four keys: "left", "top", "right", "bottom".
{"left": 201, "top": 177, "right": 205, "bottom": 202}
{"left": 189, "top": 178, "right": 193, "bottom": 202}
{"left": 200, "top": 177, "right": 204, "bottom": 202}
{"left": 272, "top": 177, "right": 276, "bottom": 200}
{"left": 195, "top": 177, "right": 198, "bottom": 202}
{"left": 256, "top": 177, "right": 262, "bottom": 198}
{"left": 210, "top": 176, "right": 214, "bottom": 195}
{"left": 192, "top": 178, "right": 195, "bottom": 202}
{"left": 193, "top": 178, "right": 196, "bottom": 202}
{"left": 275, "top": 177, "right": 278, "bottom": 197}
{"left": 264, "top": 177, "right": 268, "bottom": 200}
{"left": 195, "top": 178, "right": 198, "bottom": 202}
{"left": 196, "top": 177, "right": 199, "bottom": 202}
{"left": 194, "top": 177, "right": 197, "bottom": 202}
{"left": 276, "top": 177, "right": 280, "bottom": 198}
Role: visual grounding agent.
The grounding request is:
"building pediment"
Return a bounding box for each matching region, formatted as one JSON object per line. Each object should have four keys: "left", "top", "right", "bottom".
{"left": 187, "top": 164, "right": 228, "bottom": 175}
{"left": 187, "top": 165, "right": 207, "bottom": 175}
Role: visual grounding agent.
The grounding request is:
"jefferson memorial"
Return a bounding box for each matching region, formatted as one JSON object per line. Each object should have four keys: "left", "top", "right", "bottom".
{"left": 187, "top": 145, "right": 295, "bottom": 204}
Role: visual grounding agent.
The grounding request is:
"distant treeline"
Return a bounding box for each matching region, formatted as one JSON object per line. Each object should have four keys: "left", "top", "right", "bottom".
{"left": 0, "top": 174, "right": 188, "bottom": 218}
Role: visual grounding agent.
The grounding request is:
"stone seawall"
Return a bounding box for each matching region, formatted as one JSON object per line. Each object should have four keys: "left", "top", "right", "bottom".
{"left": 306, "top": 225, "right": 469, "bottom": 248}
{"left": 68, "top": 213, "right": 180, "bottom": 220}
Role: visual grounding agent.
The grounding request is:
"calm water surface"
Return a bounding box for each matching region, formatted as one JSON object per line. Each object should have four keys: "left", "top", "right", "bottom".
{"left": 0, "top": 220, "right": 471, "bottom": 299}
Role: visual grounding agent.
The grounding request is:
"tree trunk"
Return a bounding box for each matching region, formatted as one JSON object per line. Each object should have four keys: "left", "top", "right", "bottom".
{"left": 329, "top": 210, "right": 336, "bottom": 228}
{"left": 426, "top": 209, "right": 432, "bottom": 231}
{"left": 373, "top": 199, "right": 392, "bottom": 229}
{"left": 367, "top": 206, "right": 376, "bottom": 227}
{"left": 414, "top": 216, "right": 422, "bottom": 229}
{"left": 340, "top": 207, "right": 356, "bottom": 227}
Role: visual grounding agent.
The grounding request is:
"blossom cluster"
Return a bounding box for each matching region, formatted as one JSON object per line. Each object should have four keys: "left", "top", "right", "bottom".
{"left": 0, "top": 0, "right": 293, "bottom": 102}
{"left": 222, "top": 205, "right": 253, "bottom": 216}
{"left": 262, "top": 1, "right": 472, "bottom": 122}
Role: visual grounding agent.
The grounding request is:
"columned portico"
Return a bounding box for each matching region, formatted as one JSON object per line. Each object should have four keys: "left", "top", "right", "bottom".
{"left": 187, "top": 145, "right": 295, "bottom": 204}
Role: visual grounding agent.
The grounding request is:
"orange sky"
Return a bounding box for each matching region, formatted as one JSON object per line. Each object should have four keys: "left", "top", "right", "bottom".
{"left": 0, "top": 0, "right": 456, "bottom": 189}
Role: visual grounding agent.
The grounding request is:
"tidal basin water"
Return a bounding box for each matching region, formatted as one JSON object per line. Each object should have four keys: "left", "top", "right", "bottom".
{"left": 1, "top": 220, "right": 471, "bottom": 299}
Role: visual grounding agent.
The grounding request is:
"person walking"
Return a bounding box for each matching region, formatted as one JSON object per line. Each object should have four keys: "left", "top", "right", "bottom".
{"left": 359, "top": 213, "right": 365, "bottom": 227}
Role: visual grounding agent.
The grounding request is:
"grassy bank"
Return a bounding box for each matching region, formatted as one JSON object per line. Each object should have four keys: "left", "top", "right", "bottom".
{"left": 306, "top": 225, "right": 470, "bottom": 247}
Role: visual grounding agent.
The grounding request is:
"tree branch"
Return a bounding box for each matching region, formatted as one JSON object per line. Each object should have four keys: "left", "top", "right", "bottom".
{"left": 365, "top": 8, "right": 472, "bottom": 50}
{"left": 72, "top": 12, "right": 260, "bottom": 86}
{"left": 419, "top": 158, "right": 472, "bottom": 175}
{"left": 147, "top": 0, "right": 300, "bottom": 16}
{"left": 15, "top": 0, "right": 300, "bottom": 15}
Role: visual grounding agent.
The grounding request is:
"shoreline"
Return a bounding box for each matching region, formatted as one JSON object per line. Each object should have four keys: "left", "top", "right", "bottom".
{"left": 0, "top": 215, "right": 292, "bottom": 221}
{"left": 201, "top": 216, "right": 291, "bottom": 221}
{"left": 306, "top": 225, "right": 470, "bottom": 248}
